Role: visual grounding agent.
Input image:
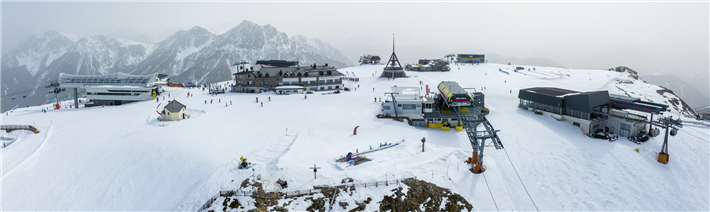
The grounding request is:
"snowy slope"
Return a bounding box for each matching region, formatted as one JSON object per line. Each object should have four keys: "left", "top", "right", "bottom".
{"left": 2, "top": 63, "right": 708, "bottom": 210}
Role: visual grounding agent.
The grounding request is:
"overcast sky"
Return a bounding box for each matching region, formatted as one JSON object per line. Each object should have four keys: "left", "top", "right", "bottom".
{"left": 2, "top": 1, "right": 708, "bottom": 77}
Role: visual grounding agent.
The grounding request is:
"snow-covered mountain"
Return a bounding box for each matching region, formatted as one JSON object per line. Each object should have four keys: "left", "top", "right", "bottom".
{"left": 2, "top": 31, "right": 152, "bottom": 112}
{"left": 131, "top": 21, "right": 351, "bottom": 84}
{"left": 1, "top": 21, "right": 353, "bottom": 112}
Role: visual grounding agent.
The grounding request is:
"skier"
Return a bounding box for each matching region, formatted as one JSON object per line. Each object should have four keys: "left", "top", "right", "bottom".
{"left": 379, "top": 97, "right": 381, "bottom": 102}
{"left": 219, "top": 98, "right": 221, "bottom": 103}
{"left": 230, "top": 100, "right": 232, "bottom": 105}
{"left": 210, "top": 99, "right": 213, "bottom": 104}
{"left": 375, "top": 97, "right": 377, "bottom": 102}
{"left": 304, "top": 94, "right": 307, "bottom": 99}
{"left": 226, "top": 102, "right": 228, "bottom": 107}
{"left": 261, "top": 102, "right": 263, "bottom": 107}
{"left": 157, "top": 98, "right": 159, "bottom": 103}
{"left": 205, "top": 100, "right": 207, "bottom": 104}
{"left": 268, "top": 97, "right": 271, "bottom": 101}
{"left": 256, "top": 97, "right": 258, "bottom": 103}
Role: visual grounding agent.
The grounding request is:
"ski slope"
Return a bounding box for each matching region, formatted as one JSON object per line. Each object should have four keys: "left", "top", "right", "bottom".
{"left": 2, "top": 63, "right": 708, "bottom": 210}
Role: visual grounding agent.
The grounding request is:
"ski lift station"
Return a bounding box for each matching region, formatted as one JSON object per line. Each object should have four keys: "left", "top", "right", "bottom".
{"left": 58, "top": 73, "right": 167, "bottom": 106}
{"left": 381, "top": 81, "right": 500, "bottom": 173}
{"left": 518, "top": 87, "right": 669, "bottom": 136}
{"left": 381, "top": 81, "right": 485, "bottom": 128}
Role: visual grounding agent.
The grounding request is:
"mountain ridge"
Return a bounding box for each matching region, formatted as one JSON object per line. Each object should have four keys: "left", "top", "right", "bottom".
{"left": 1, "top": 20, "right": 354, "bottom": 112}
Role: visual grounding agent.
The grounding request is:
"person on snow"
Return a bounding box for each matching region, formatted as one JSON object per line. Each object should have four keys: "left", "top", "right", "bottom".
{"left": 205, "top": 100, "right": 207, "bottom": 104}
{"left": 230, "top": 100, "right": 232, "bottom": 105}
{"left": 304, "top": 94, "right": 307, "bottom": 99}
{"left": 375, "top": 97, "right": 377, "bottom": 102}
{"left": 219, "top": 98, "right": 221, "bottom": 103}
{"left": 210, "top": 99, "right": 213, "bottom": 104}
{"left": 268, "top": 97, "right": 271, "bottom": 101}
{"left": 261, "top": 102, "right": 263, "bottom": 107}
{"left": 256, "top": 97, "right": 258, "bottom": 103}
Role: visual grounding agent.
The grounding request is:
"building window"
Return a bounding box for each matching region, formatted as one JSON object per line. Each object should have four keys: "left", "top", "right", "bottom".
{"left": 320, "top": 87, "right": 324, "bottom": 90}
{"left": 283, "top": 82, "right": 290, "bottom": 85}
{"left": 319, "top": 80, "right": 325, "bottom": 84}
{"left": 397, "top": 104, "right": 402, "bottom": 107}
{"left": 621, "top": 123, "right": 631, "bottom": 130}
{"left": 384, "top": 106, "right": 391, "bottom": 110}
{"left": 328, "top": 86, "right": 332, "bottom": 90}
{"left": 327, "top": 80, "right": 333, "bottom": 83}
{"left": 334, "top": 79, "right": 340, "bottom": 82}
{"left": 403, "top": 104, "right": 416, "bottom": 110}
{"left": 303, "top": 81, "right": 309, "bottom": 84}
{"left": 310, "top": 81, "right": 316, "bottom": 84}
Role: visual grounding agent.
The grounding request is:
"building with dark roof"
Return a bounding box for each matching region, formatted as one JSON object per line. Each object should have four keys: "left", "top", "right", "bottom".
{"left": 233, "top": 63, "right": 344, "bottom": 93}
{"left": 161, "top": 100, "right": 187, "bottom": 121}
{"left": 518, "top": 87, "right": 651, "bottom": 136}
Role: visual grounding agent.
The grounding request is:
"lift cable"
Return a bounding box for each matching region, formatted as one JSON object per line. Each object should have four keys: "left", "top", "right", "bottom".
{"left": 481, "top": 171, "right": 500, "bottom": 212}
{"left": 503, "top": 148, "right": 540, "bottom": 212}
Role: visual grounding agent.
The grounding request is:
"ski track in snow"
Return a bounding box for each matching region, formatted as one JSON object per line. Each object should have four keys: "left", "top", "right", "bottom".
{"left": 2, "top": 124, "right": 52, "bottom": 178}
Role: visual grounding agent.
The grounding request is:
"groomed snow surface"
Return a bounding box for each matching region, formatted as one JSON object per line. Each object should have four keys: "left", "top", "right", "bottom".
{"left": 2, "top": 63, "right": 708, "bottom": 210}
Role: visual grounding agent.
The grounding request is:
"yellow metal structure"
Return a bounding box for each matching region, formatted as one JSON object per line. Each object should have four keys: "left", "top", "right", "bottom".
{"left": 658, "top": 153, "right": 669, "bottom": 164}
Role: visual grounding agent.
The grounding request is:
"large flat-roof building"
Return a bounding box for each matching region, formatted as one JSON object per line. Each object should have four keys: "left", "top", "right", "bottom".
{"left": 59, "top": 73, "right": 165, "bottom": 106}
{"left": 233, "top": 62, "right": 344, "bottom": 93}
{"left": 518, "top": 87, "right": 659, "bottom": 136}
{"left": 457, "top": 54, "right": 485, "bottom": 63}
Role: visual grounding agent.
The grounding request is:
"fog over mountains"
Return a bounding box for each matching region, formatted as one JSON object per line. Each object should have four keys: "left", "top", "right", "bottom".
{"left": 1, "top": 21, "right": 353, "bottom": 112}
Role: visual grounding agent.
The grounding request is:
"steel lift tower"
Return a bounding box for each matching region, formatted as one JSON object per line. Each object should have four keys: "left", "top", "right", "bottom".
{"left": 453, "top": 105, "right": 503, "bottom": 173}
{"left": 438, "top": 84, "right": 503, "bottom": 173}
